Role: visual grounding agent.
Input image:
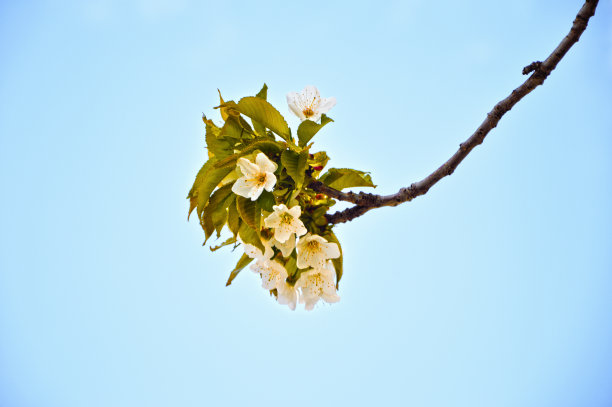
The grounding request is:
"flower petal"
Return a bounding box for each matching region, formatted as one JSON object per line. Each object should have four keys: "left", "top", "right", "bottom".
{"left": 277, "top": 283, "right": 297, "bottom": 310}
{"left": 273, "top": 235, "right": 295, "bottom": 258}
{"left": 231, "top": 177, "right": 255, "bottom": 199}
{"left": 287, "top": 93, "right": 306, "bottom": 120}
{"left": 272, "top": 204, "right": 288, "bottom": 212}
{"left": 317, "top": 97, "right": 336, "bottom": 115}
{"left": 322, "top": 291, "right": 340, "bottom": 304}
{"left": 321, "top": 242, "right": 341, "bottom": 260}
{"left": 301, "top": 85, "right": 320, "bottom": 106}
{"left": 264, "top": 211, "right": 281, "bottom": 228}
{"left": 273, "top": 223, "right": 293, "bottom": 243}
{"left": 255, "top": 153, "right": 278, "bottom": 173}
{"left": 263, "top": 173, "right": 276, "bottom": 192}
{"left": 288, "top": 205, "right": 301, "bottom": 219}
{"left": 247, "top": 184, "right": 264, "bottom": 201}
{"left": 243, "top": 243, "right": 263, "bottom": 260}
{"left": 236, "top": 157, "right": 259, "bottom": 177}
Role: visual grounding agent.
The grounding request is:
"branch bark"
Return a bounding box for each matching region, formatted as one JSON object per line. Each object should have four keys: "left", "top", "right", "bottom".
{"left": 309, "top": 0, "right": 599, "bottom": 225}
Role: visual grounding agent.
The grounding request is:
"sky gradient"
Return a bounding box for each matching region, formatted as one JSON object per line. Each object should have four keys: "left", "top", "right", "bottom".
{"left": 1, "top": 1, "right": 611, "bottom": 406}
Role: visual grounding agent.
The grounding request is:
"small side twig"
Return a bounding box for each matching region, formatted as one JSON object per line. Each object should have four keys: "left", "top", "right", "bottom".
{"left": 522, "top": 61, "right": 543, "bottom": 75}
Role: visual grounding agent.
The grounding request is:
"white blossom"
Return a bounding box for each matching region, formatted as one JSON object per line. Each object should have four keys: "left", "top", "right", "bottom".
{"left": 295, "top": 261, "right": 340, "bottom": 311}
{"left": 270, "top": 234, "right": 296, "bottom": 258}
{"left": 250, "top": 259, "right": 298, "bottom": 310}
{"left": 231, "top": 152, "right": 277, "bottom": 201}
{"left": 242, "top": 241, "right": 273, "bottom": 262}
{"left": 263, "top": 204, "right": 307, "bottom": 243}
{"left": 277, "top": 281, "right": 298, "bottom": 311}
{"left": 296, "top": 233, "right": 340, "bottom": 270}
{"left": 286, "top": 85, "right": 336, "bottom": 122}
{"left": 250, "top": 259, "right": 286, "bottom": 290}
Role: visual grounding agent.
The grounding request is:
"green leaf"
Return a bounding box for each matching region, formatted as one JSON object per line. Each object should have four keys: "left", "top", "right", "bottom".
{"left": 236, "top": 97, "right": 291, "bottom": 141}
{"left": 284, "top": 255, "right": 297, "bottom": 278}
{"left": 236, "top": 196, "right": 261, "bottom": 231}
{"left": 318, "top": 168, "right": 376, "bottom": 190}
{"left": 206, "top": 119, "right": 233, "bottom": 159}
{"left": 281, "top": 149, "right": 308, "bottom": 189}
{"left": 238, "top": 221, "right": 263, "bottom": 252}
{"left": 211, "top": 194, "right": 234, "bottom": 238}
{"left": 187, "top": 159, "right": 231, "bottom": 219}
{"left": 202, "top": 212, "right": 214, "bottom": 245}
{"left": 227, "top": 200, "right": 241, "bottom": 238}
{"left": 188, "top": 159, "right": 213, "bottom": 201}
{"left": 213, "top": 140, "right": 283, "bottom": 169}
{"left": 226, "top": 253, "right": 253, "bottom": 286}
{"left": 323, "top": 230, "right": 343, "bottom": 288}
{"left": 251, "top": 85, "right": 270, "bottom": 136}
{"left": 192, "top": 164, "right": 234, "bottom": 218}
{"left": 256, "top": 83, "right": 268, "bottom": 100}
{"left": 217, "top": 90, "right": 229, "bottom": 121}
{"left": 252, "top": 121, "right": 267, "bottom": 138}
{"left": 297, "top": 114, "right": 333, "bottom": 147}
{"left": 257, "top": 190, "right": 275, "bottom": 212}
{"left": 201, "top": 184, "right": 233, "bottom": 242}
{"left": 210, "top": 236, "right": 237, "bottom": 252}
{"left": 238, "top": 116, "right": 255, "bottom": 135}
{"left": 219, "top": 115, "right": 244, "bottom": 140}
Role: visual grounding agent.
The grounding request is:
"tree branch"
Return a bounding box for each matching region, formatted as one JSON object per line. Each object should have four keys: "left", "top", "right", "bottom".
{"left": 311, "top": 0, "right": 599, "bottom": 225}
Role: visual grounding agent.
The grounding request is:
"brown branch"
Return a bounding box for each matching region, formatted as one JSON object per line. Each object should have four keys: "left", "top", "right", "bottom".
{"left": 311, "top": 0, "right": 599, "bottom": 225}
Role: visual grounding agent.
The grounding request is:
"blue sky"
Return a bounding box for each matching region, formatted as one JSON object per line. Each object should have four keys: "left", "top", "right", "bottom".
{"left": 1, "top": 1, "right": 611, "bottom": 406}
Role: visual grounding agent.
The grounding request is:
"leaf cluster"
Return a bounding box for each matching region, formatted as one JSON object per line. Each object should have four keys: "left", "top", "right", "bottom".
{"left": 187, "top": 85, "right": 375, "bottom": 288}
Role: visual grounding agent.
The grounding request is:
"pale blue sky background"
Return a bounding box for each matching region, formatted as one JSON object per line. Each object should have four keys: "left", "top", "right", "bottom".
{"left": 1, "top": 1, "right": 611, "bottom": 406}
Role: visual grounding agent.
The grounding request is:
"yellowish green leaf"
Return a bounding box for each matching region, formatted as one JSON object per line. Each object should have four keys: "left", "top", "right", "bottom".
{"left": 227, "top": 200, "right": 241, "bottom": 238}
{"left": 213, "top": 140, "right": 283, "bottom": 169}
{"left": 297, "top": 114, "right": 333, "bottom": 147}
{"left": 225, "top": 253, "right": 253, "bottom": 286}
{"left": 236, "top": 196, "right": 261, "bottom": 231}
{"left": 236, "top": 97, "right": 291, "bottom": 141}
{"left": 281, "top": 149, "right": 308, "bottom": 189}
{"left": 318, "top": 168, "right": 375, "bottom": 190}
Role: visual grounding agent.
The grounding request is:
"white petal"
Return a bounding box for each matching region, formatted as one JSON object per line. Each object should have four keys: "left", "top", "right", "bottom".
{"left": 307, "top": 113, "right": 322, "bottom": 122}
{"left": 263, "top": 211, "right": 281, "bottom": 228}
{"left": 232, "top": 177, "right": 255, "bottom": 199}
{"left": 317, "top": 97, "right": 336, "bottom": 115}
{"left": 286, "top": 92, "right": 298, "bottom": 104}
{"left": 296, "top": 249, "right": 312, "bottom": 269}
{"left": 322, "top": 291, "right": 340, "bottom": 304}
{"left": 243, "top": 243, "right": 263, "bottom": 260}
{"left": 309, "top": 234, "right": 328, "bottom": 244}
{"left": 301, "top": 85, "right": 320, "bottom": 105}
{"left": 321, "top": 242, "right": 341, "bottom": 260}
{"left": 261, "top": 272, "right": 278, "bottom": 290}
{"left": 273, "top": 223, "right": 293, "bottom": 243}
{"left": 273, "top": 235, "right": 295, "bottom": 258}
{"left": 273, "top": 204, "right": 288, "bottom": 212}
{"left": 292, "top": 220, "right": 307, "bottom": 237}
{"left": 247, "top": 184, "right": 264, "bottom": 201}
{"left": 263, "top": 173, "right": 276, "bottom": 192}
{"left": 288, "top": 205, "right": 301, "bottom": 219}
{"left": 255, "top": 153, "right": 278, "bottom": 173}
{"left": 277, "top": 284, "right": 297, "bottom": 310}
{"left": 287, "top": 93, "right": 306, "bottom": 120}
{"left": 303, "top": 297, "right": 318, "bottom": 311}
{"left": 236, "top": 157, "right": 259, "bottom": 177}
{"left": 262, "top": 241, "right": 274, "bottom": 260}
{"left": 310, "top": 252, "right": 327, "bottom": 269}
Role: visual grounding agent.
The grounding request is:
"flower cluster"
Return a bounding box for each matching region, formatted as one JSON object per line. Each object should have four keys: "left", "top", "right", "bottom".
{"left": 188, "top": 85, "right": 375, "bottom": 311}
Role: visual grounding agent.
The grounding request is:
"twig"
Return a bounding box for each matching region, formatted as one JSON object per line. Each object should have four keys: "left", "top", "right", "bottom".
{"left": 310, "top": 0, "right": 599, "bottom": 225}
